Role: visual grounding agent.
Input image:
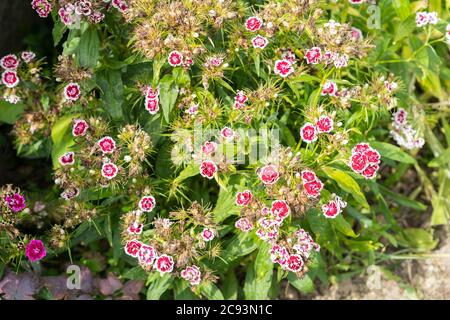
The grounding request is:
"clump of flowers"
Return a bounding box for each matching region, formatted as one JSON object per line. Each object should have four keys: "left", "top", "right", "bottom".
{"left": 390, "top": 108, "right": 425, "bottom": 150}
{"left": 349, "top": 143, "right": 381, "bottom": 179}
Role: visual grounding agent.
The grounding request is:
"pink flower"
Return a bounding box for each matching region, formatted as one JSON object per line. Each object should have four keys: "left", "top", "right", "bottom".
{"left": 127, "top": 222, "right": 143, "bottom": 235}
{"left": 304, "top": 47, "right": 322, "bottom": 64}
{"left": 101, "top": 163, "right": 119, "bottom": 180}
{"left": 124, "top": 239, "right": 142, "bottom": 257}
{"left": 384, "top": 81, "right": 398, "bottom": 92}
{"left": 138, "top": 195, "right": 156, "bottom": 212}
{"left": 274, "top": 59, "right": 294, "bottom": 78}
{"left": 89, "top": 11, "right": 105, "bottom": 23}
{"left": 351, "top": 27, "right": 363, "bottom": 41}
{"left": 72, "top": 119, "right": 89, "bottom": 137}
{"left": 64, "top": 83, "right": 81, "bottom": 101}
{"left": 59, "top": 152, "right": 75, "bottom": 166}
{"left": 98, "top": 136, "right": 116, "bottom": 154}
{"left": 321, "top": 81, "right": 338, "bottom": 96}
{"left": 202, "top": 141, "right": 218, "bottom": 155}
{"left": 393, "top": 108, "right": 407, "bottom": 126}
{"left": 201, "top": 228, "right": 215, "bottom": 241}
{"left": 284, "top": 254, "right": 304, "bottom": 272}
{"left": 245, "top": 16, "right": 263, "bottom": 31}
{"left": 74, "top": 0, "right": 92, "bottom": 16}
{"left": 138, "top": 244, "right": 157, "bottom": 269}
{"left": 349, "top": 153, "right": 369, "bottom": 173}
{"left": 321, "top": 200, "right": 340, "bottom": 218}
{"left": 349, "top": 143, "right": 381, "bottom": 179}
{"left": 316, "top": 116, "right": 333, "bottom": 133}
{"left": 301, "top": 170, "right": 317, "bottom": 183}
{"left": 271, "top": 200, "right": 290, "bottom": 221}
{"left": 235, "top": 90, "right": 248, "bottom": 107}
{"left": 349, "top": 0, "right": 364, "bottom": 4}
{"left": 2, "top": 70, "right": 19, "bottom": 88}
{"left": 199, "top": 160, "right": 217, "bottom": 179}
{"left": 304, "top": 179, "right": 323, "bottom": 198}
{"left": 25, "top": 239, "right": 46, "bottom": 262}
{"left": 145, "top": 98, "right": 159, "bottom": 114}
{"left": 181, "top": 265, "right": 202, "bottom": 286}
{"left": 112, "top": 0, "right": 129, "bottom": 13}
{"left": 270, "top": 244, "right": 289, "bottom": 265}
{"left": 221, "top": 127, "right": 234, "bottom": 140}
{"left": 1, "top": 54, "right": 19, "bottom": 70}
{"left": 61, "top": 187, "right": 80, "bottom": 200}
{"left": 235, "top": 218, "right": 253, "bottom": 232}
{"left": 5, "top": 193, "right": 26, "bottom": 212}
{"left": 281, "top": 48, "right": 296, "bottom": 64}
{"left": 146, "top": 86, "right": 160, "bottom": 99}
{"left": 235, "top": 190, "right": 253, "bottom": 206}
{"left": 168, "top": 50, "right": 183, "bottom": 67}
{"left": 416, "top": 12, "right": 429, "bottom": 27}
{"left": 251, "top": 35, "right": 268, "bottom": 49}
{"left": 361, "top": 164, "right": 379, "bottom": 179}
{"left": 31, "top": 0, "right": 52, "bottom": 18}
{"left": 154, "top": 254, "right": 175, "bottom": 274}
{"left": 300, "top": 123, "right": 317, "bottom": 143}
{"left": 258, "top": 164, "right": 280, "bottom": 185}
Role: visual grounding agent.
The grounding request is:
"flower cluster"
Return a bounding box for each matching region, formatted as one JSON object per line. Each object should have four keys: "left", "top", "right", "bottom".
{"left": 348, "top": 143, "right": 381, "bottom": 179}
{"left": 58, "top": 1, "right": 105, "bottom": 26}
{"left": 390, "top": 108, "right": 425, "bottom": 150}
{"left": 322, "top": 195, "right": 347, "bottom": 219}
{"left": 300, "top": 115, "right": 334, "bottom": 143}
{"left": 416, "top": 11, "right": 439, "bottom": 27}
{"left": 31, "top": 0, "right": 52, "bottom": 18}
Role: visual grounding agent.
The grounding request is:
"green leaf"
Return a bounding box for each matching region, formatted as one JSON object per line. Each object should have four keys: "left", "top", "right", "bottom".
{"left": 244, "top": 243, "right": 273, "bottom": 300}
{"left": 322, "top": 166, "right": 369, "bottom": 208}
{"left": 146, "top": 274, "right": 173, "bottom": 300}
{"left": 0, "top": 100, "right": 25, "bottom": 124}
{"left": 428, "top": 148, "right": 450, "bottom": 168}
{"left": 213, "top": 186, "right": 240, "bottom": 223}
{"left": 159, "top": 75, "right": 179, "bottom": 123}
{"left": 333, "top": 215, "right": 358, "bottom": 238}
{"left": 394, "top": 15, "right": 416, "bottom": 43}
{"left": 123, "top": 266, "right": 147, "bottom": 280}
{"left": 174, "top": 164, "right": 199, "bottom": 183}
{"left": 52, "top": 20, "right": 67, "bottom": 47}
{"left": 200, "top": 282, "right": 224, "bottom": 300}
{"left": 222, "top": 270, "right": 238, "bottom": 300}
{"left": 287, "top": 273, "right": 314, "bottom": 294}
{"left": 76, "top": 26, "right": 100, "bottom": 68}
{"left": 369, "top": 141, "right": 416, "bottom": 164}
{"left": 392, "top": 0, "right": 411, "bottom": 21}
{"left": 96, "top": 70, "right": 124, "bottom": 120}
{"left": 378, "top": 184, "right": 427, "bottom": 211}
{"left": 397, "top": 228, "right": 438, "bottom": 251}
{"left": 51, "top": 114, "right": 78, "bottom": 168}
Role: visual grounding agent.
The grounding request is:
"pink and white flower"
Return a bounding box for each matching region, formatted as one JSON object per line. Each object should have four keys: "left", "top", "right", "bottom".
{"left": 349, "top": 143, "right": 381, "bottom": 179}
{"left": 236, "top": 190, "right": 253, "bottom": 206}
{"left": 350, "top": 27, "right": 363, "bottom": 41}
{"left": 274, "top": 59, "right": 294, "bottom": 78}
{"left": 270, "top": 244, "right": 289, "bottom": 265}
{"left": 304, "top": 47, "right": 322, "bottom": 64}
{"left": 221, "top": 127, "right": 235, "bottom": 140}
{"left": 258, "top": 164, "right": 280, "bottom": 185}
{"left": 251, "top": 35, "right": 268, "bottom": 49}
{"left": 316, "top": 115, "right": 333, "bottom": 133}
{"left": 59, "top": 152, "right": 75, "bottom": 166}
{"left": 301, "top": 170, "right": 317, "bottom": 183}
{"left": 127, "top": 222, "right": 143, "bottom": 235}
{"left": 155, "top": 254, "right": 175, "bottom": 274}
{"left": 145, "top": 98, "right": 159, "bottom": 114}
{"left": 64, "top": 83, "right": 81, "bottom": 101}
{"left": 124, "top": 239, "right": 142, "bottom": 257}
{"left": 271, "top": 200, "right": 290, "bottom": 221}
{"left": 1, "top": 54, "right": 19, "bottom": 70}
{"left": 235, "top": 218, "right": 254, "bottom": 232}
{"left": 31, "top": 0, "right": 52, "bottom": 18}
{"left": 234, "top": 90, "right": 248, "bottom": 107}
{"left": 4, "top": 193, "right": 26, "bottom": 213}
{"left": 303, "top": 179, "right": 323, "bottom": 198}
{"left": 284, "top": 254, "right": 304, "bottom": 272}
{"left": 245, "top": 16, "right": 263, "bottom": 32}
{"left": 138, "top": 244, "right": 157, "bottom": 268}
{"left": 181, "top": 265, "right": 201, "bottom": 286}
{"left": 168, "top": 50, "right": 183, "bottom": 67}
{"left": 300, "top": 123, "right": 317, "bottom": 143}
{"left": 1, "top": 71, "right": 19, "bottom": 88}
{"left": 202, "top": 141, "right": 218, "bottom": 155}
{"left": 25, "top": 239, "right": 47, "bottom": 262}
{"left": 21, "top": 51, "right": 36, "bottom": 63}
{"left": 72, "top": 119, "right": 89, "bottom": 137}
{"left": 138, "top": 195, "right": 156, "bottom": 212}
{"left": 101, "top": 163, "right": 119, "bottom": 179}
{"left": 321, "top": 81, "right": 338, "bottom": 96}
{"left": 98, "top": 136, "right": 116, "bottom": 154}
{"left": 200, "top": 160, "right": 217, "bottom": 179}
{"left": 201, "top": 228, "right": 215, "bottom": 242}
